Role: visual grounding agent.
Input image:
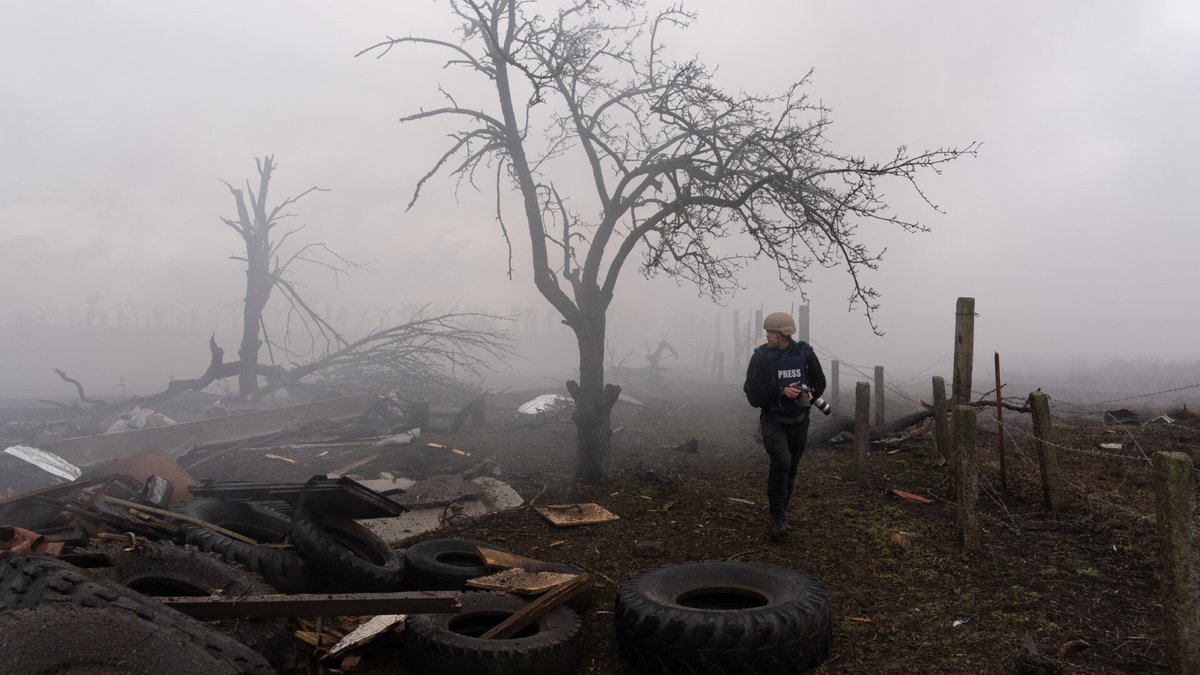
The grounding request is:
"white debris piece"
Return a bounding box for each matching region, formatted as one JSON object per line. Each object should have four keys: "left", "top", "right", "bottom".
{"left": 358, "top": 475, "right": 524, "bottom": 546}
{"left": 517, "top": 394, "right": 572, "bottom": 415}
{"left": 105, "top": 406, "right": 177, "bottom": 434}
{"left": 4, "top": 445, "right": 82, "bottom": 481}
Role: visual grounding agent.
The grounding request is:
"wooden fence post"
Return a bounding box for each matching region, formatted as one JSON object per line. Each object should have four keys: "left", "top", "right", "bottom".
{"left": 932, "top": 376, "right": 949, "bottom": 462}
{"left": 951, "top": 297, "right": 975, "bottom": 473}
{"left": 854, "top": 382, "right": 870, "bottom": 482}
{"left": 1028, "top": 391, "right": 1061, "bottom": 512}
{"left": 994, "top": 351, "right": 1007, "bottom": 491}
{"left": 873, "top": 366, "right": 885, "bottom": 426}
{"left": 830, "top": 360, "right": 840, "bottom": 415}
{"left": 1154, "top": 451, "right": 1200, "bottom": 675}
{"left": 955, "top": 405, "right": 979, "bottom": 552}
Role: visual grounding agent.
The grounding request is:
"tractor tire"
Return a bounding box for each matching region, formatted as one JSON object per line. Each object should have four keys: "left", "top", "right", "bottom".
{"left": 173, "top": 497, "right": 323, "bottom": 593}
{"left": 0, "top": 554, "right": 273, "bottom": 674}
{"left": 613, "top": 561, "right": 831, "bottom": 674}
{"left": 85, "top": 540, "right": 287, "bottom": 659}
{"left": 0, "top": 604, "right": 248, "bottom": 674}
{"left": 405, "top": 591, "right": 582, "bottom": 675}
{"left": 290, "top": 506, "right": 404, "bottom": 591}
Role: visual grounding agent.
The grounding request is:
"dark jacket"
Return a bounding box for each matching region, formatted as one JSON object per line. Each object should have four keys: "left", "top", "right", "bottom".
{"left": 743, "top": 339, "right": 826, "bottom": 415}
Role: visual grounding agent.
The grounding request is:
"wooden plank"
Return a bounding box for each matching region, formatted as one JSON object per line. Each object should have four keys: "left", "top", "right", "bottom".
{"left": 466, "top": 569, "right": 578, "bottom": 595}
{"left": 480, "top": 574, "right": 590, "bottom": 639}
{"left": 533, "top": 503, "right": 620, "bottom": 527}
{"left": 159, "top": 591, "right": 461, "bottom": 620}
{"left": 476, "top": 546, "right": 540, "bottom": 569}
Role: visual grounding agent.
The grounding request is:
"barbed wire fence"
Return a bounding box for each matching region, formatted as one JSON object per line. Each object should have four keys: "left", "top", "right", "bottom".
{"left": 935, "top": 382, "right": 1200, "bottom": 528}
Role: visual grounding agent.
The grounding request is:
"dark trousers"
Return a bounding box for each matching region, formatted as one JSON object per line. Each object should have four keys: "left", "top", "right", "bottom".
{"left": 761, "top": 413, "right": 810, "bottom": 515}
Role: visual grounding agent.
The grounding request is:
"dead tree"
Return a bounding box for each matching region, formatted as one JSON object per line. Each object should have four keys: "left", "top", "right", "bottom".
{"left": 361, "top": 0, "right": 976, "bottom": 483}
{"left": 220, "top": 156, "right": 358, "bottom": 396}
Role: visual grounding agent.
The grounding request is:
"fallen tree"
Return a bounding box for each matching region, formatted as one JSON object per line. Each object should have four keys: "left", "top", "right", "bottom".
{"left": 48, "top": 308, "right": 513, "bottom": 414}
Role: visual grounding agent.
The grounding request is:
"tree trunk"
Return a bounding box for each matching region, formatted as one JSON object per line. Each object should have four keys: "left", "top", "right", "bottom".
{"left": 238, "top": 242, "right": 270, "bottom": 396}
{"left": 566, "top": 312, "right": 620, "bottom": 484}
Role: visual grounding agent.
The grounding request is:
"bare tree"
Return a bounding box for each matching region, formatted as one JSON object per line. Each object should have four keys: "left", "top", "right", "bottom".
{"left": 220, "top": 155, "right": 356, "bottom": 395}
{"left": 361, "top": 0, "right": 977, "bottom": 483}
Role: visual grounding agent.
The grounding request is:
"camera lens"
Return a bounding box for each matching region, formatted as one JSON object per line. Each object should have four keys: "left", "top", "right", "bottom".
{"left": 812, "top": 396, "right": 833, "bottom": 415}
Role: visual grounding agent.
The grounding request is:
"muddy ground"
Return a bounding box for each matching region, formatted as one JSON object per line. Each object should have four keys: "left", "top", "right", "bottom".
{"left": 174, "top": 374, "right": 1196, "bottom": 673}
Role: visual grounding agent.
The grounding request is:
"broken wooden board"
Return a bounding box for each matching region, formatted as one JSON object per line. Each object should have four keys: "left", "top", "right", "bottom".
{"left": 533, "top": 503, "right": 620, "bottom": 527}
{"left": 476, "top": 546, "right": 540, "bottom": 570}
{"left": 480, "top": 574, "right": 591, "bottom": 639}
{"left": 466, "top": 568, "right": 579, "bottom": 595}
{"left": 891, "top": 488, "right": 932, "bottom": 504}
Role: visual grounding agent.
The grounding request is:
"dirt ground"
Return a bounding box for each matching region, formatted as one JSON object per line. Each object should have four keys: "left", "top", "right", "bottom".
{"left": 149, "top": 375, "right": 1199, "bottom": 673}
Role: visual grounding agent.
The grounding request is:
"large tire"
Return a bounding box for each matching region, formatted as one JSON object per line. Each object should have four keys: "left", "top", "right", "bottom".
{"left": 0, "top": 604, "right": 249, "bottom": 674}
{"left": 0, "top": 554, "right": 274, "bottom": 674}
{"left": 290, "top": 506, "right": 405, "bottom": 591}
{"left": 85, "top": 541, "right": 287, "bottom": 659}
{"left": 173, "top": 497, "right": 323, "bottom": 593}
{"left": 404, "top": 538, "right": 511, "bottom": 590}
{"left": 405, "top": 591, "right": 582, "bottom": 675}
{"left": 613, "top": 561, "right": 832, "bottom": 674}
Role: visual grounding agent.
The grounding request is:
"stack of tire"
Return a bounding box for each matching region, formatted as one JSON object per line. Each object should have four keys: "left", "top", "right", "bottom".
{"left": 402, "top": 538, "right": 587, "bottom": 675}
{"left": 171, "top": 498, "right": 405, "bottom": 593}
{"left": 167, "top": 499, "right": 589, "bottom": 674}
{"left": 0, "top": 553, "right": 275, "bottom": 674}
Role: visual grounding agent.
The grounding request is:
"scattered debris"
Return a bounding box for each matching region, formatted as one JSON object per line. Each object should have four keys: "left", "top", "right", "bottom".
{"left": 0, "top": 525, "right": 51, "bottom": 553}
{"left": 1102, "top": 409, "right": 1139, "bottom": 424}
{"left": 516, "top": 394, "right": 572, "bottom": 415}
{"left": 892, "top": 488, "right": 933, "bottom": 504}
{"left": 479, "top": 573, "right": 592, "bottom": 639}
{"left": 265, "top": 453, "right": 297, "bottom": 464}
{"left": 1097, "top": 443, "right": 1123, "bottom": 451}
{"left": 1148, "top": 415, "right": 1175, "bottom": 425}
{"left": 358, "top": 475, "right": 523, "bottom": 546}
{"left": 534, "top": 503, "right": 621, "bottom": 527}
{"left": 426, "top": 442, "right": 471, "bottom": 457}
{"left": 466, "top": 568, "right": 578, "bottom": 594}
{"left": 727, "top": 497, "right": 755, "bottom": 506}
{"left": 634, "top": 540, "right": 664, "bottom": 557}
{"left": 889, "top": 532, "right": 917, "bottom": 552}
{"left": 952, "top": 618, "right": 970, "bottom": 628}
{"left": 326, "top": 615, "right": 407, "bottom": 660}
{"left": 1057, "top": 638, "right": 1091, "bottom": 658}
{"left": 3, "top": 445, "right": 82, "bottom": 481}
{"left": 104, "top": 406, "right": 177, "bottom": 434}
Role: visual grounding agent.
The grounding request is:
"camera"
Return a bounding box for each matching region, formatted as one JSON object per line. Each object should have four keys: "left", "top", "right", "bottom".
{"left": 800, "top": 385, "right": 833, "bottom": 416}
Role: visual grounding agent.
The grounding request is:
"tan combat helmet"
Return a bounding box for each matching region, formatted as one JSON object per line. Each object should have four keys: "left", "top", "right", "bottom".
{"left": 762, "top": 311, "right": 795, "bottom": 336}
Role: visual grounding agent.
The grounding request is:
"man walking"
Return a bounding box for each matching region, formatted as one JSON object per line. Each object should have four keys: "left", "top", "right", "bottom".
{"left": 743, "top": 312, "right": 826, "bottom": 541}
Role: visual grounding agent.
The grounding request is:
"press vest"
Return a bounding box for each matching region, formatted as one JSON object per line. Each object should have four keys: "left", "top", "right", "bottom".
{"left": 763, "top": 341, "right": 811, "bottom": 417}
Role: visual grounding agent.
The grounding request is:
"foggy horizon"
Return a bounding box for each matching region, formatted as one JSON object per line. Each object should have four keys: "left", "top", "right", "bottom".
{"left": 2, "top": 1, "right": 1198, "bottom": 403}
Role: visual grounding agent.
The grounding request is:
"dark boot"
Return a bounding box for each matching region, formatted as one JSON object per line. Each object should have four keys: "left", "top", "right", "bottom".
{"left": 768, "top": 500, "right": 788, "bottom": 541}
{"left": 782, "top": 489, "right": 794, "bottom": 532}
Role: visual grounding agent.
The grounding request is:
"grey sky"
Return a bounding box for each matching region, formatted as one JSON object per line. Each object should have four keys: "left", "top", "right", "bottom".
{"left": 1, "top": 1, "right": 1198, "bottom": 396}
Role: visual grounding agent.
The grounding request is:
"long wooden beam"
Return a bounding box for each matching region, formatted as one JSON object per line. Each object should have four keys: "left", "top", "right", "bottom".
{"left": 159, "top": 591, "right": 461, "bottom": 620}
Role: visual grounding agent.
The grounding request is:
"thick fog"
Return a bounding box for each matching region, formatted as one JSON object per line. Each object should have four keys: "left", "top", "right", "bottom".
{"left": 2, "top": 1, "right": 1198, "bottom": 402}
